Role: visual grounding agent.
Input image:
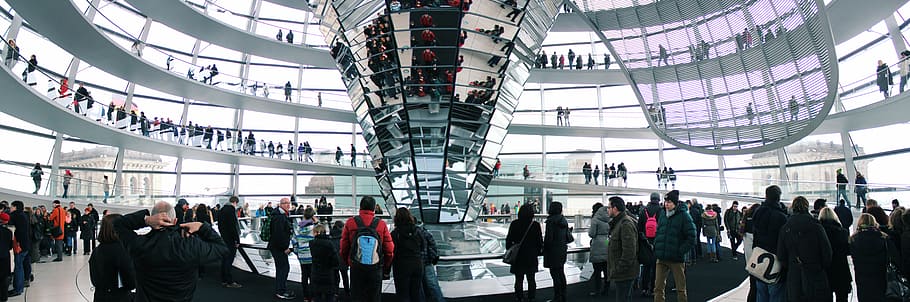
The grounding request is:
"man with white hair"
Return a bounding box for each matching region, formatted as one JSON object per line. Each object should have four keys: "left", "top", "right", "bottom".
{"left": 115, "top": 201, "right": 228, "bottom": 302}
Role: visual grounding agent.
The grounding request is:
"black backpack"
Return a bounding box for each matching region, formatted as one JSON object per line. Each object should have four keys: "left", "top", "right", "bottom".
{"left": 392, "top": 226, "right": 424, "bottom": 260}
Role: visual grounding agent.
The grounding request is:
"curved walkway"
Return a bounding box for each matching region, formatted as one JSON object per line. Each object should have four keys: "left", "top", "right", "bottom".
{"left": 124, "top": 0, "right": 628, "bottom": 86}
{"left": 549, "top": 0, "right": 906, "bottom": 44}
{"left": 7, "top": 0, "right": 356, "bottom": 123}
{"left": 262, "top": 0, "right": 312, "bottom": 11}
{"left": 123, "top": 0, "right": 335, "bottom": 68}
{"left": 507, "top": 93, "right": 910, "bottom": 138}
{"left": 491, "top": 178, "right": 764, "bottom": 202}
{"left": 0, "top": 62, "right": 374, "bottom": 177}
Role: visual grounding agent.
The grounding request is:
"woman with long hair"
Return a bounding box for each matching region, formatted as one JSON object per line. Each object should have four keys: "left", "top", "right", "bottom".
{"left": 391, "top": 207, "right": 424, "bottom": 301}
{"left": 850, "top": 213, "right": 893, "bottom": 301}
{"left": 818, "top": 207, "right": 852, "bottom": 302}
{"left": 89, "top": 214, "right": 136, "bottom": 302}
{"left": 543, "top": 201, "right": 569, "bottom": 302}
{"left": 777, "top": 196, "right": 831, "bottom": 301}
{"left": 506, "top": 203, "right": 543, "bottom": 302}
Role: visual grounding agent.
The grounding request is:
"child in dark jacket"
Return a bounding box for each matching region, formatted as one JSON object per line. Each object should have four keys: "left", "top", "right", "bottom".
{"left": 310, "top": 224, "right": 339, "bottom": 302}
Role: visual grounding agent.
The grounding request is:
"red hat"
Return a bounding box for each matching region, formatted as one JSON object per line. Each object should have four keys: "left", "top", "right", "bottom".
{"left": 0, "top": 213, "right": 10, "bottom": 224}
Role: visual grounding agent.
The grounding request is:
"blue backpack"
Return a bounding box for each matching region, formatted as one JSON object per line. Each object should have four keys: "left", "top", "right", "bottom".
{"left": 350, "top": 216, "right": 382, "bottom": 270}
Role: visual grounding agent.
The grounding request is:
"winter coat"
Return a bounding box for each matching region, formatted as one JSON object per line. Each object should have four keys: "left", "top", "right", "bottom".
{"left": 690, "top": 203, "right": 704, "bottom": 231}
{"left": 506, "top": 219, "right": 543, "bottom": 274}
{"left": 607, "top": 211, "right": 638, "bottom": 281}
{"left": 49, "top": 205, "right": 66, "bottom": 240}
{"left": 588, "top": 207, "right": 611, "bottom": 263}
{"left": 877, "top": 63, "right": 893, "bottom": 91}
{"left": 752, "top": 200, "right": 789, "bottom": 254}
{"left": 293, "top": 218, "right": 315, "bottom": 265}
{"left": 80, "top": 215, "right": 96, "bottom": 240}
{"left": 115, "top": 209, "right": 227, "bottom": 302}
{"left": 777, "top": 213, "right": 832, "bottom": 301}
{"left": 89, "top": 240, "right": 136, "bottom": 298}
{"left": 834, "top": 205, "right": 853, "bottom": 231}
{"left": 701, "top": 210, "right": 720, "bottom": 238}
{"left": 723, "top": 208, "right": 743, "bottom": 237}
{"left": 820, "top": 220, "right": 852, "bottom": 294}
{"left": 390, "top": 223, "right": 423, "bottom": 271}
{"left": 850, "top": 229, "right": 893, "bottom": 302}
{"left": 543, "top": 214, "right": 569, "bottom": 268}
{"left": 654, "top": 204, "right": 696, "bottom": 263}
{"left": 309, "top": 234, "right": 339, "bottom": 294}
{"left": 901, "top": 211, "right": 910, "bottom": 277}
{"left": 266, "top": 208, "right": 293, "bottom": 252}
{"left": 836, "top": 173, "right": 849, "bottom": 190}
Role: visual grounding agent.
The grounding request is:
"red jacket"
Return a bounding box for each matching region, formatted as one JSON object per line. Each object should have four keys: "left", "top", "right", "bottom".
{"left": 49, "top": 205, "right": 66, "bottom": 240}
{"left": 340, "top": 210, "right": 394, "bottom": 269}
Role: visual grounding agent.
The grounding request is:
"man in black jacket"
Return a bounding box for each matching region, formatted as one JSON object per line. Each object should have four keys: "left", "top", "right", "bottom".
{"left": 218, "top": 196, "right": 242, "bottom": 289}
{"left": 9, "top": 201, "right": 30, "bottom": 296}
{"left": 833, "top": 199, "right": 853, "bottom": 230}
{"left": 115, "top": 201, "right": 228, "bottom": 302}
{"left": 175, "top": 199, "right": 190, "bottom": 224}
{"left": 67, "top": 201, "right": 81, "bottom": 255}
{"left": 268, "top": 197, "right": 295, "bottom": 300}
{"left": 750, "top": 185, "right": 789, "bottom": 301}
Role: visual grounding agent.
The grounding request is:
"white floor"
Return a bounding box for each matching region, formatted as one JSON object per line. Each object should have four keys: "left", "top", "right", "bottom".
{"left": 11, "top": 253, "right": 95, "bottom": 302}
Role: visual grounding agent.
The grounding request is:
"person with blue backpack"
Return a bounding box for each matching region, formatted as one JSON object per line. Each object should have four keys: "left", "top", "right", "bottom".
{"left": 339, "top": 196, "right": 394, "bottom": 302}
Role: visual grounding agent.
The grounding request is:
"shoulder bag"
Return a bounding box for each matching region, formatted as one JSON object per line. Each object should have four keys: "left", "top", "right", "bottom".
{"left": 746, "top": 246, "right": 781, "bottom": 284}
{"left": 885, "top": 238, "right": 910, "bottom": 300}
{"left": 503, "top": 221, "right": 534, "bottom": 264}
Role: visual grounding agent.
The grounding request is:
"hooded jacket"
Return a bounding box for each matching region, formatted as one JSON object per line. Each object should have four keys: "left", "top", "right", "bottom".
{"left": 588, "top": 206, "right": 611, "bottom": 263}
{"left": 654, "top": 202, "right": 696, "bottom": 262}
{"left": 543, "top": 203, "right": 569, "bottom": 268}
{"left": 702, "top": 209, "right": 720, "bottom": 238}
{"left": 340, "top": 209, "right": 394, "bottom": 269}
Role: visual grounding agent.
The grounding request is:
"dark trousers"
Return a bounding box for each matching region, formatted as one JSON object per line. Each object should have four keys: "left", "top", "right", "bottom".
{"left": 514, "top": 272, "right": 536, "bottom": 300}
{"left": 337, "top": 268, "right": 350, "bottom": 293}
{"left": 393, "top": 262, "right": 424, "bottom": 302}
{"left": 729, "top": 235, "right": 742, "bottom": 257}
{"left": 93, "top": 288, "right": 131, "bottom": 302}
{"left": 221, "top": 244, "right": 237, "bottom": 283}
{"left": 54, "top": 239, "right": 63, "bottom": 260}
{"left": 0, "top": 260, "right": 8, "bottom": 301}
{"left": 590, "top": 262, "right": 609, "bottom": 294}
{"left": 82, "top": 237, "right": 92, "bottom": 254}
{"left": 300, "top": 263, "right": 312, "bottom": 298}
{"left": 694, "top": 228, "right": 703, "bottom": 257}
{"left": 270, "top": 248, "right": 290, "bottom": 294}
{"left": 641, "top": 260, "right": 656, "bottom": 292}
{"left": 549, "top": 266, "right": 567, "bottom": 301}
{"left": 614, "top": 279, "right": 634, "bottom": 302}
{"left": 350, "top": 266, "right": 382, "bottom": 302}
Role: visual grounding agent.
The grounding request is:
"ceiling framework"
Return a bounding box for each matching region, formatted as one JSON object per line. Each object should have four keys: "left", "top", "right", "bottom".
{"left": 587, "top": 0, "right": 838, "bottom": 155}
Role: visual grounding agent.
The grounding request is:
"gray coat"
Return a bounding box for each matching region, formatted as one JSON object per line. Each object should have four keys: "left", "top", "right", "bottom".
{"left": 588, "top": 207, "right": 611, "bottom": 263}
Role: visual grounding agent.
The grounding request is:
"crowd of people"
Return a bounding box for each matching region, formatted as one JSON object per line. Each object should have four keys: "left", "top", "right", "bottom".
{"left": 581, "top": 162, "right": 628, "bottom": 187}
{"left": 535, "top": 50, "right": 610, "bottom": 70}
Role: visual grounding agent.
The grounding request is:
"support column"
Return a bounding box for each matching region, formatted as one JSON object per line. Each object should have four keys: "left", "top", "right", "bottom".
{"left": 717, "top": 155, "right": 727, "bottom": 194}
{"left": 174, "top": 157, "right": 183, "bottom": 198}
{"left": 539, "top": 87, "right": 547, "bottom": 208}
{"left": 886, "top": 16, "right": 907, "bottom": 54}
{"left": 776, "top": 149, "right": 789, "bottom": 196}
{"left": 113, "top": 148, "right": 126, "bottom": 201}
{"left": 657, "top": 140, "right": 666, "bottom": 169}
{"left": 597, "top": 85, "right": 606, "bottom": 202}
{"left": 2, "top": 14, "right": 22, "bottom": 63}
{"left": 49, "top": 133, "right": 63, "bottom": 197}
{"left": 123, "top": 18, "right": 153, "bottom": 115}
{"left": 840, "top": 131, "right": 856, "bottom": 203}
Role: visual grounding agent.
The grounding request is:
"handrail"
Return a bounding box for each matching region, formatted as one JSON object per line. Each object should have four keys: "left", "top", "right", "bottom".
{"left": 78, "top": 0, "right": 346, "bottom": 106}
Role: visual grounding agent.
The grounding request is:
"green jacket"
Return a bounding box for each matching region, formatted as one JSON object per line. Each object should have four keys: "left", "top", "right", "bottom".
{"left": 607, "top": 212, "right": 638, "bottom": 281}
{"left": 654, "top": 203, "right": 696, "bottom": 263}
